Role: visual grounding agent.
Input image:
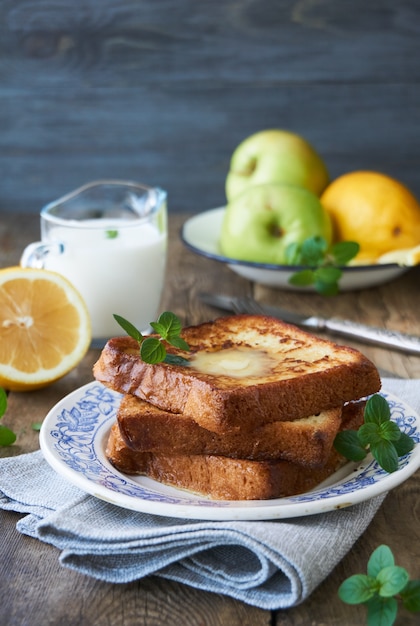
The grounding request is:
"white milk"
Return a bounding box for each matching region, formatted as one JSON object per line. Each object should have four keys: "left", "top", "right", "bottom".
{"left": 44, "top": 220, "right": 167, "bottom": 341}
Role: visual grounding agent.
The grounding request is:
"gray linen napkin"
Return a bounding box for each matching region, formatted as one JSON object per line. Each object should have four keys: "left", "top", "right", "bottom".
{"left": 0, "top": 377, "right": 417, "bottom": 611}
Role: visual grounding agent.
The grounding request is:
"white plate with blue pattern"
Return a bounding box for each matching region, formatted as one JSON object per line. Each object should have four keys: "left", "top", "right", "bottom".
{"left": 40, "top": 382, "right": 420, "bottom": 521}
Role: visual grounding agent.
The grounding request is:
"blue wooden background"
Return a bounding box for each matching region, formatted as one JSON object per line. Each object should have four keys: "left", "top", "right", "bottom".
{"left": 1, "top": 0, "right": 419, "bottom": 214}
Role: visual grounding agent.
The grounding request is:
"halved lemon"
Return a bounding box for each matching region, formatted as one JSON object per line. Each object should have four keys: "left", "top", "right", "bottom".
{"left": 378, "top": 244, "right": 420, "bottom": 267}
{"left": 0, "top": 267, "right": 91, "bottom": 391}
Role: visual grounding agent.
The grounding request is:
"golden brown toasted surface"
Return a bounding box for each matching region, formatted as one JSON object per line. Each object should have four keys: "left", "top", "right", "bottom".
{"left": 94, "top": 314, "right": 381, "bottom": 433}
{"left": 118, "top": 393, "right": 346, "bottom": 467}
{"left": 105, "top": 401, "right": 365, "bottom": 501}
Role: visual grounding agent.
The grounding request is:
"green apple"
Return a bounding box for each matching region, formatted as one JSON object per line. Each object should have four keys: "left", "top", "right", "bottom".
{"left": 219, "top": 183, "right": 332, "bottom": 265}
{"left": 226, "top": 129, "right": 329, "bottom": 201}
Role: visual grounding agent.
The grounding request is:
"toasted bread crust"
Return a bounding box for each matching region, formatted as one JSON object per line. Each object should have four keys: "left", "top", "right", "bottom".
{"left": 106, "top": 422, "right": 345, "bottom": 500}
{"left": 117, "top": 394, "right": 350, "bottom": 466}
{"left": 106, "top": 397, "right": 364, "bottom": 500}
{"left": 94, "top": 315, "right": 381, "bottom": 433}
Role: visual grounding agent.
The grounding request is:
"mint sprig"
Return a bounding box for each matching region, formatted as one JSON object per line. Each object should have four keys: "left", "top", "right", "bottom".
{"left": 113, "top": 311, "right": 190, "bottom": 365}
{"left": 286, "top": 236, "right": 360, "bottom": 295}
{"left": 334, "top": 394, "right": 415, "bottom": 473}
{"left": 0, "top": 387, "right": 17, "bottom": 446}
{"left": 339, "top": 545, "right": 420, "bottom": 625}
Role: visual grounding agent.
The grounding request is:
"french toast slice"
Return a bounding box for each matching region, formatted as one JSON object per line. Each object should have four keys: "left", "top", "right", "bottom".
{"left": 105, "top": 401, "right": 365, "bottom": 500}
{"left": 117, "top": 393, "right": 354, "bottom": 467}
{"left": 94, "top": 315, "right": 381, "bottom": 434}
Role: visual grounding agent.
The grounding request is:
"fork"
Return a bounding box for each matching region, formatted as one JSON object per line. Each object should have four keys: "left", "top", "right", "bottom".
{"left": 230, "top": 296, "right": 266, "bottom": 316}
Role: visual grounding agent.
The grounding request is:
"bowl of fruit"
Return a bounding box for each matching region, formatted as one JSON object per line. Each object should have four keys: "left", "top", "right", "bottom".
{"left": 182, "top": 129, "right": 420, "bottom": 294}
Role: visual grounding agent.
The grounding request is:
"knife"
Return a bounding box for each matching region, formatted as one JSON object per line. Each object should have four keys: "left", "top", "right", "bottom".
{"left": 199, "top": 292, "right": 420, "bottom": 355}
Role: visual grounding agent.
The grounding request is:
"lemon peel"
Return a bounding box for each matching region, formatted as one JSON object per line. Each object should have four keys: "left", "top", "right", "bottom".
{"left": 321, "top": 171, "right": 420, "bottom": 262}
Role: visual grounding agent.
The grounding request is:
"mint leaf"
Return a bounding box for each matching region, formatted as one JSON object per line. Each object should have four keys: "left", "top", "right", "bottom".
{"left": 334, "top": 429, "right": 368, "bottom": 462}
{"left": 379, "top": 421, "right": 403, "bottom": 443}
{"left": 365, "top": 394, "right": 391, "bottom": 425}
{"left": 366, "top": 595, "right": 398, "bottom": 626}
{"left": 314, "top": 266, "right": 342, "bottom": 284}
{"left": 377, "top": 566, "right": 410, "bottom": 598}
{"left": 106, "top": 230, "right": 119, "bottom": 239}
{"left": 340, "top": 545, "right": 420, "bottom": 625}
{"left": 334, "top": 394, "right": 415, "bottom": 474}
{"left": 149, "top": 321, "right": 167, "bottom": 337}
{"left": 0, "top": 388, "right": 17, "bottom": 446}
{"left": 167, "top": 335, "right": 190, "bottom": 351}
{"left": 0, "top": 387, "right": 7, "bottom": 417}
{"left": 290, "top": 263, "right": 343, "bottom": 295}
{"left": 358, "top": 423, "right": 384, "bottom": 447}
{"left": 140, "top": 337, "right": 166, "bottom": 364}
{"left": 286, "top": 236, "right": 327, "bottom": 266}
{"left": 0, "top": 424, "right": 17, "bottom": 446}
{"left": 114, "top": 311, "right": 190, "bottom": 365}
{"left": 287, "top": 236, "right": 359, "bottom": 295}
{"left": 330, "top": 241, "right": 360, "bottom": 265}
{"left": 393, "top": 432, "right": 415, "bottom": 456}
{"left": 155, "top": 311, "right": 182, "bottom": 339}
{"left": 370, "top": 439, "right": 399, "bottom": 473}
{"left": 300, "top": 236, "right": 327, "bottom": 265}
{"left": 113, "top": 314, "right": 144, "bottom": 343}
{"left": 401, "top": 580, "right": 420, "bottom": 612}
{"left": 368, "top": 545, "right": 395, "bottom": 578}
{"left": 314, "top": 274, "right": 341, "bottom": 296}
{"left": 289, "top": 269, "right": 316, "bottom": 287}
{"left": 338, "top": 574, "right": 377, "bottom": 604}
{"left": 164, "top": 354, "right": 190, "bottom": 366}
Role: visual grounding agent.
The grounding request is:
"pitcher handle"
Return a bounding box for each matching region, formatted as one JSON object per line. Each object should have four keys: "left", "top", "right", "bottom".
{"left": 20, "top": 242, "right": 64, "bottom": 269}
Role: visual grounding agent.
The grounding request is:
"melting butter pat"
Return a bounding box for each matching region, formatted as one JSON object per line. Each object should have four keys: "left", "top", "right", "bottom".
{"left": 190, "top": 348, "right": 274, "bottom": 378}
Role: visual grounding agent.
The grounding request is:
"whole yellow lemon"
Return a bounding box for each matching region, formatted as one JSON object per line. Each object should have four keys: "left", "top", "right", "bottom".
{"left": 321, "top": 171, "right": 420, "bottom": 262}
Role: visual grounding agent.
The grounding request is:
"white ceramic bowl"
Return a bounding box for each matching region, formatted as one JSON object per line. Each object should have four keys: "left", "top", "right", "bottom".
{"left": 181, "top": 207, "right": 407, "bottom": 291}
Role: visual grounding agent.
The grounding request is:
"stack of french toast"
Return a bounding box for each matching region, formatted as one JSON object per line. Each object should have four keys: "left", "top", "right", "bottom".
{"left": 93, "top": 314, "right": 381, "bottom": 500}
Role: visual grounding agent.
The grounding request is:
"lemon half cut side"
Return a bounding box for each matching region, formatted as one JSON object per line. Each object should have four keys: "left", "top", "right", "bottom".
{"left": 0, "top": 267, "right": 92, "bottom": 391}
{"left": 378, "top": 245, "right": 420, "bottom": 267}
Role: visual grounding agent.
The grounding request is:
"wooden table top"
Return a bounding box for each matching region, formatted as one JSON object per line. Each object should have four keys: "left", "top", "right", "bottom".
{"left": 1, "top": 211, "right": 419, "bottom": 626}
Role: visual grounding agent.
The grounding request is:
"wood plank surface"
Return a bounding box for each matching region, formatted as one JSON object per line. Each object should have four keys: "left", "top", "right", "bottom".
{"left": 1, "top": 507, "right": 269, "bottom": 626}
{"left": 0, "top": 213, "right": 271, "bottom": 626}
{"left": 1, "top": 212, "right": 420, "bottom": 625}
{"left": 0, "top": 0, "right": 419, "bottom": 214}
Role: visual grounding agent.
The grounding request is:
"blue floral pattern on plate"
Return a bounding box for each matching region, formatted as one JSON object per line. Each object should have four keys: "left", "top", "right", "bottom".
{"left": 40, "top": 383, "right": 420, "bottom": 521}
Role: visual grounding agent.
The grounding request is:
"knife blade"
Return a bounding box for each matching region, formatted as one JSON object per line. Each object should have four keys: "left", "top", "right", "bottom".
{"left": 199, "top": 292, "right": 420, "bottom": 355}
